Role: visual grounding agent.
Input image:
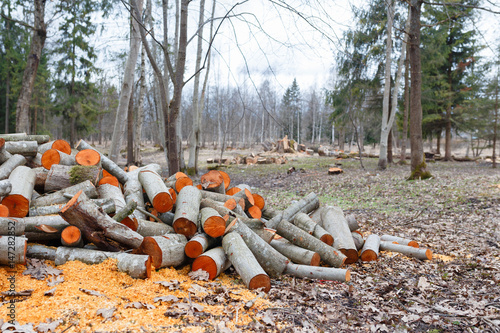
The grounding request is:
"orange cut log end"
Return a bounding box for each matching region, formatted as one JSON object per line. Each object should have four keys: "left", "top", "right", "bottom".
{"left": 51, "top": 139, "right": 71, "bottom": 155}
{"left": 341, "top": 249, "right": 359, "bottom": 264}
{"left": 175, "top": 172, "right": 188, "bottom": 179}
{"left": 139, "top": 237, "right": 162, "bottom": 268}
{"left": 203, "top": 216, "right": 226, "bottom": 238}
{"left": 247, "top": 206, "right": 262, "bottom": 219}
{"left": 191, "top": 256, "right": 217, "bottom": 280}
{"left": 195, "top": 184, "right": 202, "bottom": 190}
{"left": 225, "top": 187, "right": 241, "bottom": 196}
{"left": 0, "top": 204, "right": 9, "bottom": 217}
{"left": 173, "top": 218, "right": 197, "bottom": 238}
{"left": 408, "top": 240, "right": 419, "bottom": 248}
{"left": 152, "top": 192, "right": 173, "bottom": 213}
{"left": 98, "top": 176, "right": 120, "bottom": 188}
{"left": 219, "top": 171, "right": 231, "bottom": 190}
{"left": 75, "top": 149, "right": 101, "bottom": 166}
{"left": 2, "top": 194, "right": 30, "bottom": 218}
{"left": 41, "top": 149, "right": 61, "bottom": 170}
{"left": 185, "top": 240, "right": 203, "bottom": 259}
{"left": 252, "top": 193, "right": 265, "bottom": 210}
{"left": 310, "top": 253, "right": 321, "bottom": 266}
{"left": 425, "top": 249, "right": 433, "bottom": 260}
{"left": 175, "top": 176, "right": 193, "bottom": 193}
{"left": 102, "top": 169, "right": 112, "bottom": 178}
{"left": 224, "top": 198, "right": 237, "bottom": 211}
{"left": 168, "top": 188, "right": 177, "bottom": 204}
{"left": 61, "top": 190, "right": 83, "bottom": 213}
{"left": 360, "top": 249, "right": 378, "bottom": 262}
{"left": 244, "top": 188, "right": 255, "bottom": 206}
{"left": 248, "top": 274, "right": 271, "bottom": 293}
{"left": 121, "top": 217, "right": 138, "bottom": 231}
{"left": 320, "top": 234, "right": 334, "bottom": 246}
{"left": 61, "top": 226, "right": 82, "bottom": 245}
{"left": 200, "top": 170, "right": 224, "bottom": 190}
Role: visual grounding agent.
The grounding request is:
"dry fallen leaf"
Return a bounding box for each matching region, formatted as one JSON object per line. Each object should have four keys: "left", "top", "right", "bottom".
{"left": 153, "top": 295, "right": 179, "bottom": 303}
{"left": 36, "top": 319, "right": 63, "bottom": 333}
{"left": 124, "top": 302, "right": 156, "bottom": 310}
{"left": 44, "top": 288, "right": 56, "bottom": 296}
{"left": 79, "top": 288, "right": 106, "bottom": 298}
{"left": 188, "top": 269, "right": 210, "bottom": 281}
{"left": 96, "top": 307, "right": 117, "bottom": 322}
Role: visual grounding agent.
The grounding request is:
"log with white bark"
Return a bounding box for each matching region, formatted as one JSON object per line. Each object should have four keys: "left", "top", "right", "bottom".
{"left": 200, "top": 170, "right": 225, "bottom": 194}
{"left": 266, "top": 192, "right": 319, "bottom": 229}
{"left": 37, "top": 139, "right": 72, "bottom": 155}
{"left": 270, "top": 238, "right": 320, "bottom": 266}
{"left": 284, "top": 263, "right": 350, "bottom": 282}
{"left": 251, "top": 227, "right": 276, "bottom": 243}
{"left": 98, "top": 183, "right": 137, "bottom": 229}
{"left": 26, "top": 244, "right": 57, "bottom": 261}
{"left": 44, "top": 165, "right": 100, "bottom": 192}
{"left": 380, "top": 234, "right": 419, "bottom": 248}
{"left": 123, "top": 172, "right": 146, "bottom": 221}
{"left": 135, "top": 218, "right": 174, "bottom": 236}
{"left": 346, "top": 214, "right": 359, "bottom": 232}
{"left": 75, "top": 140, "right": 129, "bottom": 184}
{"left": 200, "top": 198, "right": 249, "bottom": 223}
{"left": 173, "top": 186, "right": 202, "bottom": 238}
{"left": 4, "top": 141, "right": 38, "bottom": 157}
{"left": 165, "top": 173, "right": 193, "bottom": 193}
{"left": 222, "top": 231, "right": 271, "bottom": 292}
{"left": 319, "top": 206, "right": 358, "bottom": 264}
{"left": 139, "top": 170, "right": 174, "bottom": 213}
{"left": 0, "top": 133, "right": 50, "bottom": 144}
{"left": 351, "top": 231, "right": 365, "bottom": 251}
{"left": 61, "top": 226, "right": 84, "bottom": 247}
{"left": 32, "top": 179, "right": 98, "bottom": 207}
{"left": 185, "top": 232, "right": 218, "bottom": 258}
{"left": 380, "top": 241, "right": 432, "bottom": 260}
{"left": 41, "top": 149, "right": 76, "bottom": 170}
{"left": 0, "top": 235, "right": 27, "bottom": 265}
{"left": 293, "top": 212, "right": 333, "bottom": 245}
{"left": 26, "top": 153, "right": 43, "bottom": 168}
{"left": 32, "top": 167, "right": 48, "bottom": 192}
{"left": 0, "top": 139, "right": 13, "bottom": 164}
{"left": 137, "top": 234, "right": 187, "bottom": 268}
{"left": 199, "top": 207, "right": 225, "bottom": 238}
{"left": 60, "top": 191, "right": 144, "bottom": 251}
{"left": 29, "top": 198, "right": 115, "bottom": 217}
{"left": 0, "top": 217, "right": 25, "bottom": 235}
{"left": 360, "top": 234, "right": 380, "bottom": 262}
{"left": 20, "top": 215, "right": 69, "bottom": 232}
{"left": 0, "top": 154, "right": 27, "bottom": 180}
{"left": 191, "top": 246, "right": 231, "bottom": 280}
{"left": 0, "top": 179, "right": 12, "bottom": 197}
{"left": 2, "top": 166, "right": 35, "bottom": 217}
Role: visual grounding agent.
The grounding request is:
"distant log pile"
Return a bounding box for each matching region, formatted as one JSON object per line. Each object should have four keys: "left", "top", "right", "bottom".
{"left": 0, "top": 133, "right": 432, "bottom": 292}
{"left": 207, "top": 153, "right": 288, "bottom": 166}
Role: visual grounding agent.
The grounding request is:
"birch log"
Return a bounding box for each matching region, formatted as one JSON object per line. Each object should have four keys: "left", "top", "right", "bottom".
{"left": 270, "top": 239, "right": 320, "bottom": 266}
{"left": 380, "top": 241, "right": 432, "bottom": 260}
{"left": 380, "top": 235, "right": 419, "bottom": 248}
{"left": 173, "top": 186, "right": 202, "bottom": 238}
{"left": 139, "top": 170, "right": 173, "bottom": 213}
{"left": 360, "top": 234, "right": 381, "bottom": 262}
{"left": 4, "top": 141, "right": 38, "bottom": 157}
{"left": 191, "top": 247, "right": 231, "bottom": 280}
{"left": 0, "top": 139, "right": 12, "bottom": 164}
{"left": 284, "top": 263, "right": 350, "bottom": 282}
{"left": 32, "top": 179, "right": 98, "bottom": 207}
{"left": 320, "top": 206, "right": 358, "bottom": 264}
{"left": 2, "top": 166, "right": 35, "bottom": 217}
{"left": 0, "top": 179, "right": 12, "bottom": 197}
{"left": 0, "top": 154, "right": 27, "bottom": 180}
{"left": 184, "top": 232, "right": 218, "bottom": 258}
{"left": 222, "top": 231, "right": 271, "bottom": 292}
{"left": 138, "top": 234, "right": 187, "bottom": 268}
{"left": 0, "top": 133, "right": 50, "bottom": 144}
{"left": 0, "top": 235, "right": 27, "bottom": 265}
{"left": 0, "top": 217, "right": 25, "bottom": 235}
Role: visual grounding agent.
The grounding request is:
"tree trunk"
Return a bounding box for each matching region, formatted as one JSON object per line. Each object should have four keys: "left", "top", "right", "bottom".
{"left": 135, "top": 42, "right": 147, "bottom": 166}
{"left": 127, "top": 90, "right": 135, "bottom": 166}
{"left": 380, "top": 234, "right": 419, "bottom": 248}
{"left": 400, "top": 40, "right": 410, "bottom": 162}
{"left": 5, "top": 141, "right": 38, "bottom": 157}
{"left": 0, "top": 236, "right": 27, "bottom": 265}
{"left": 109, "top": 0, "right": 143, "bottom": 162}
{"left": 493, "top": 78, "right": 498, "bottom": 169}
{"left": 408, "top": 0, "right": 430, "bottom": 179}
{"left": 15, "top": 0, "right": 46, "bottom": 134}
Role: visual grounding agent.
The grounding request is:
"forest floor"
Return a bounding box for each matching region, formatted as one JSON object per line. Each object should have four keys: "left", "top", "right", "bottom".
{"left": 2, "top": 149, "right": 500, "bottom": 332}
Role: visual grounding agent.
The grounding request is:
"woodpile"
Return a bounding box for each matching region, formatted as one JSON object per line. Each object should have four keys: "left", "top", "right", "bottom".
{"left": 207, "top": 153, "right": 288, "bottom": 166}
{"left": 0, "top": 134, "right": 433, "bottom": 293}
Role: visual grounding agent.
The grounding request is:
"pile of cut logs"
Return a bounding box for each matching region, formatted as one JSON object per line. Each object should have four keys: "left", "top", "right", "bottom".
{"left": 207, "top": 153, "right": 288, "bottom": 166}
{"left": 0, "top": 133, "right": 432, "bottom": 292}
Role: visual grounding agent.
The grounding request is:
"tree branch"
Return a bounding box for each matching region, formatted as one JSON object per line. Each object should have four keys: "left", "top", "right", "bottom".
{"left": 422, "top": 1, "right": 500, "bottom": 14}
{"left": 0, "top": 11, "right": 36, "bottom": 31}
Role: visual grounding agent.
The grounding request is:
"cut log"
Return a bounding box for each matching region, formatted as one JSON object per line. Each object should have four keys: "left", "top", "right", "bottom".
{"left": 165, "top": 174, "right": 193, "bottom": 193}
{"left": 75, "top": 149, "right": 101, "bottom": 167}
{"left": 157, "top": 211, "right": 175, "bottom": 226}
{"left": 225, "top": 187, "right": 241, "bottom": 196}
{"left": 0, "top": 179, "right": 12, "bottom": 197}
{"left": 29, "top": 198, "right": 115, "bottom": 217}
{"left": 219, "top": 170, "right": 231, "bottom": 190}
{"left": 60, "top": 191, "right": 144, "bottom": 251}
{"left": 4, "top": 141, "right": 38, "bottom": 157}
{"left": 33, "top": 167, "right": 48, "bottom": 192}
{"left": 200, "top": 198, "right": 249, "bottom": 223}
{"left": 380, "top": 235, "right": 419, "bottom": 248}
{"left": 261, "top": 206, "right": 279, "bottom": 220}
{"left": 0, "top": 154, "right": 27, "bottom": 180}
{"left": 53, "top": 246, "right": 151, "bottom": 279}
{"left": 284, "top": 263, "right": 350, "bottom": 282}
{"left": 275, "top": 219, "right": 346, "bottom": 268}
{"left": 139, "top": 170, "right": 173, "bottom": 213}
{"left": 2, "top": 166, "right": 35, "bottom": 217}
{"left": 0, "top": 217, "right": 25, "bottom": 235}
{"left": 41, "top": 149, "right": 76, "bottom": 170}
{"left": 0, "top": 139, "right": 13, "bottom": 164}
{"left": 266, "top": 192, "right": 319, "bottom": 229}
{"left": 319, "top": 206, "right": 358, "bottom": 264}
{"left": 351, "top": 231, "right": 365, "bottom": 251}
{"left": 0, "top": 235, "right": 27, "bottom": 265}
{"left": 44, "top": 165, "right": 100, "bottom": 193}
{"left": 0, "top": 133, "right": 50, "bottom": 144}
{"left": 328, "top": 167, "right": 343, "bottom": 175}
{"left": 136, "top": 218, "right": 174, "bottom": 236}
{"left": 226, "top": 219, "right": 289, "bottom": 278}
{"left": 380, "top": 241, "right": 432, "bottom": 260}
{"left": 360, "top": 234, "right": 380, "bottom": 262}
{"left": 199, "top": 207, "right": 225, "bottom": 238}
{"left": 98, "top": 183, "right": 132, "bottom": 221}
{"left": 37, "top": 139, "right": 71, "bottom": 155}
{"left": 137, "top": 234, "right": 187, "bottom": 268}
{"left": 252, "top": 193, "right": 265, "bottom": 211}
{"left": 32, "top": 179, "right": 98, "bottom": 207}
{"left": 200, "top": 170, "right": 225, "bottom": 194}
{"left": 185, "top": 232, "right": 217, "bottom": 258}
{"left": 20, "top": 215, "right": 69, "bottom": 233}
{"left": 26, "top": 153, "right": 43, "bottom": 168}
{"left": 173, "top": 186, "right": 202, "bottom": 238}
{"left": 346, "top": 214, "right": 359, "bottom": 232}
{"left": 98, "top": 176, "right": 119, "bottom": 187}
{"left": 61, "top": 226, "right": 84, "bottom": 247}
{"left": 0, "top": 205, "right": 8, "bottom": 217}
{"left": 122, "top": 165, "right": 161, "bottom": 221}
{"left": 318, "top": 146, "right": 328, "bottom": 156}
{"left": 233, "top": 185, "right": 255, "bottom": 210}
{"left": 75, "top": 140, "right": 129, "bottom": 184}
{"left": 270, "top": 239, "right": 320, "bottom": 266}
{"left": 191, "top": 247, "right": 231, "bottom": 280}
{"left": 26, "top": 244, "right": 57, "bottom": 261}
{"left": 222, "top": 231, "right": 271, "bottom": 292}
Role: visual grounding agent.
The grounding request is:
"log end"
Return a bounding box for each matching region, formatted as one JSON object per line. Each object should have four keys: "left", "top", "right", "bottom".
{"left": 408, "top": 241, "right": 419, "bottom": 248}
{"left": 173, "top": 218, "right": 197, "bottom": 238}
{"left": 224, "top": 198, "right": 237, "bottom": 211}
{"left": 360, "top": 249, "right": 378, "bottom": 262}
{"left": 185, "top": 240, "right": 203, "bottom": 259}
{"left": 219, "top": 170, "right": 231, "bottom": 190}
{"left": 225, "top": 187, "right": 241, "bottom": 196}
{"left": 139, "top": 237, "right": 162, "bottom": 268}
{"left": 310, "top": 253, "right": 321, "bottom": 266}
{"left": 175, "top": 177, "right": 193, "bottom": 193}
{"left": 247, "top": 206, "right": 262, "bottom": 219}
{"left": 252, "top": 193, "right": 265, "bottom": 210}
{"left": 98, "top": 176, "right": 120, "bottom": 187}
{"left": 191, "top": 255, "right": 217, "bottom": 280}
{"left": 201, "top": 170, "right": 224, "bottom": 190}
{"left": 41, "top": 149, "right": 61, "bottom": 170}
{"left": 0, "top": 204, "right": 9, "bottom": 217}
{"left": 425, "top": 249, "right": 432, "bottom": 260}
{"left": 61, "top": 190, "right": 83, "bottom": 213}
{"left": 61, "top": 226, "right": 82, "bottom": 246}
{"left": 52, "top": 139, "right": 71, "bottom": 155}
{"left": 244, "top": 188, "right": 255, "bottom": 206}
{"left": 341, "top": 249, "right": 359, "bottom": 264}
{"left": 75, "top": 149, "right": 101, "bottom": 166}
{"left": 145, "top": 255, "right": 152, "bottom": 278}
{"left": 248, "top": 274, "right": 271, "bottom": 293}
{"left": 2, "top": 194, "right": 29, "bottom": 218}
{"left": 152, "top": 192, "right": 173, "bottom": 213}
{"left": 203, "top": 216, "right": 226, "bottom": 238}
{"left": 320, "top": 234, "right": 334, "bottom": 246}
{"left": 121, "top": 217, "right": 139, "bottom": 231}
{"left": 345, "top": 269, "right": 351, "bottom": 282}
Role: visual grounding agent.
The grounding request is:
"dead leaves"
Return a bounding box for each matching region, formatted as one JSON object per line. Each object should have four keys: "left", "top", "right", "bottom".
{"left": 23, "top": 259, "right": 62, "bottom": 280}
{"left": 78, "top": 288, "right": 106, "bottom": 298}
{"left": 124, "top": 302, "right": 155, "bottom": 310}
{"left": 96, "top": 307, "right": 117, "bottom": 322}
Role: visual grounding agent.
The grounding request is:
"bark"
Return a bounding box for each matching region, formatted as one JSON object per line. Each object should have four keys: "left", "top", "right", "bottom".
{"left": 284, "top": 263, "right": 350, "bottom": 282}
{"left": 111, "top": 199, "right": 138, "bottom": 229}
{"left": 400, "top": 39, "right": 410, "bottom": 162}
{"left": 266, "top": 192, "right": 319, "bottom": 229}
{"left": 135, "top": 38, "right": 147, "bottom": 166}
{"left": 139, "top": 170, "right": 174, "bottom": 213}
{"left": 26, "top": 153, "right": 42, "bottom": 168}
{"left": 45, "top": 165, "right": 100, "bottom": 193}
{"left": 15, "top": 0, "right": 46, "bottom": 133}
{"left": 0, "top": 139, "right": 13, "bottom": 164}
{"left": 0, "top": 235, "right": 27, "bottom": 265}
{"left": 4, "top": 141, "right": 38, "bottom": 157}
{"left": 380, "top": 234, "right": 419, "bottom": 248}
{"left": 185, "top": 232, "right": 217, "bottom": 258}
{"left": 0, "top": 217, "right": 25, "bottom": 235}
{"left": 0, "top": 180, "right": 12, "bottom": 197}
{"left": 37, "top": 139, "right": 71, "bottom": 154}
{"left": 200, "top": 198, "right": 249, "bottom": 223}
{"left": 173, "top": 185, "right": 202, "bottom": 238}
{"left": 222, "top": 231, "right": 271, "bottom": 292}
{"left": 41, "top": 149, "right": 76, "bottom": 170}
{"left": 0, "top": 133, "right": 50, "bottom": 144}
{"left": 109, "top": 0, "right": 144, "bottom": 163}
{"left": 270, "top": 239, "right": 320, "bottom": 266}
{"left": 76, "top": 140, "right": 129, "bottom": 184}
{"left": 2, "top": 166, "right": 35, "bottom": 217}
{"left": 32, "top": 179, "right": 98, "bottom": 207}
{"left": 360, "top": 234, "right": 380, "bottom": 262}
{"left": 19, "top": 215, "right": 69, "bottom": 233}
{"left": 60, "top": 191, "right": 144, "bottom": 251}
{"left": 137, "top": 234, "right": 187, "bottom": 268}
{"left": 293, "top": 212, "right": 333, "bottom": 245}
{"left": 123, "top": 175, "right": 145, "bottom": 220}
{"left": 251, "top": 227, "right": 276, "bottom": 244}
{"left": 61, "top": 226, "right": 84, "bottom": 247}
{"left": 165, "top": 174, "right": 193, "bottom": 193}
{"left": 493, "top": 79, "right": 498, "bottom": 169}
{"left": 29, "top": 198, "right": 114, "bottom": 217}
{"left": 380, "top": 241, "right": 432, "bottom": 260}
{"left": 345, "top": 214, "right": 360, "bottom": 232}
{"left": 199, "top": 207, "right": 225, "bottom": 238}
{"left": 127, "top": 91, "right": 135, "bottom": 166}
{"left": 191, "top": 246, "right": 231, "bottom": 280}
{"left": 135, "top": 218, "right": 174, "bottom": 236}
{"left": 26, "top": 244, "right": 57, "bottom": 261}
